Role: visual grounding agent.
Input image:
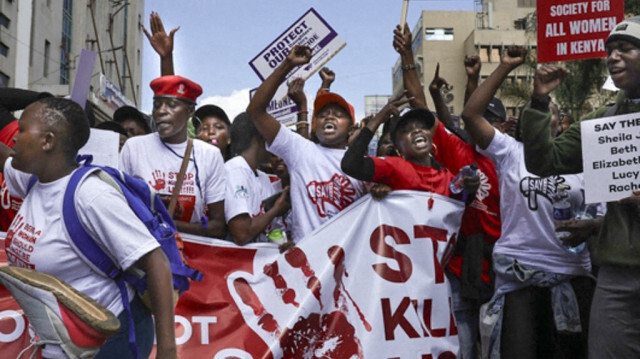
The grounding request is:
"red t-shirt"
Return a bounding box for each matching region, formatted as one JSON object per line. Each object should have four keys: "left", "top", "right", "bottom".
{"left": 432, "top": 121, "right": 502, "bottom": 282}
{"left": 371, "top": 156, "right": 454, "bottom": 195}
{"left": 0, "top": 120, "right": 21, "bottom": 231}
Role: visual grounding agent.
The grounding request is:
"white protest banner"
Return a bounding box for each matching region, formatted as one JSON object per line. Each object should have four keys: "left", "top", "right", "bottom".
{"left": 78, "top": 128, "right": 120, "bottom": 167}
{"left": 1, "top": 191, "right": 463, "bottom": 358}
{"left": 249, "top": 8, "right": 346, "bottom": 82}
{"left": 158, "top": 191, "right": 462, "bottom": 358}
{"left": 249, "top": 86, "right": 298, "bottom": 126}
{"left": 581, "top": 112, "right": 640, "bottom": 203}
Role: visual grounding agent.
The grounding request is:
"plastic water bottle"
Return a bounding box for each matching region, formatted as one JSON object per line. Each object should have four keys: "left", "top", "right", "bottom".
{"left": 449, "top": 163, "right": 478, "bottom": 194}
{"left": 565, "top": 191, "right": 597, "bottom": 254}
{"left": 552, "top": 184, "right": 573, "bottom": 241}
{"left": 267, "top": 228, "right": 288, "bottom": 245}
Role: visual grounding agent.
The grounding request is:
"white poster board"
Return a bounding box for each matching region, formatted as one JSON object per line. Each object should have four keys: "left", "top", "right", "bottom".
{"left": 249, "top": 8, "right": 346, "bottom": 82}
{"left": 249, "top": 86, "right": 298, "bottom": 126}
{"left": 248, "top": 8, "right": 346, "bottom": 125}
{"left": 581, "top": 112, "right": 640, "bottom": 203}
{"left": 78, "top": 128, "right": 119, "bottom": 168}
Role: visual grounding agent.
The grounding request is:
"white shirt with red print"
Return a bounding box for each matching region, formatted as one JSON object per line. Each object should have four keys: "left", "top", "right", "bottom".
{"left": 224, "top": 156, "right": 283, "bottom": 243}
{"left": 120, "top": 133, "right": 225, "bottom": 224}
{"left": 3, "top": 158, "right": 159, "bottom": 316}
{"left": 267, "top": 125, "right": 365, "bottom": 242}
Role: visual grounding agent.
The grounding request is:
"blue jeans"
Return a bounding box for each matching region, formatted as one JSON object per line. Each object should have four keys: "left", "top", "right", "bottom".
{"left": 447, "top": 272, "right": 491, "bottom": 359}
{"left": 95, "top": 296, "right": 155, "bottom": 359}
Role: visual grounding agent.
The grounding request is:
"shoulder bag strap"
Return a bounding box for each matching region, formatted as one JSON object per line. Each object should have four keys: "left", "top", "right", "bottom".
{"left": 167, "top": 138, "right": 193, "bottom": 218}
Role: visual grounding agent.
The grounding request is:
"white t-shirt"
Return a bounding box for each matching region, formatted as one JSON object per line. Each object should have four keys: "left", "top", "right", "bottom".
{"left": 224, "top": 156, "right": 282, "bottom": 242}
{"left": 3, "top": 158, "right": 159, "bottom": 316}
{"left": 120, "top": 133, "right": 225, "bottom": 223}
{"left": 478, "top": 129, "right": 591, "bottom": 275}
{"left": 267, "top": 125, "right": 365, "bottom": 242}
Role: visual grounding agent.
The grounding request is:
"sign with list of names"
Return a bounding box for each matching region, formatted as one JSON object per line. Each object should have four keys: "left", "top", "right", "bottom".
{"left": 581, "top": 112, "right": 640, "bottom": 203}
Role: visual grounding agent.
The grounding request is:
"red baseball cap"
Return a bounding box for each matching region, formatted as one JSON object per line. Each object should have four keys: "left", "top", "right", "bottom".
{"left": 312, "top": 92, "right": 355, "bottom": 125}
{"left": 150, "top": 75, "right": 202, "bottom": 104}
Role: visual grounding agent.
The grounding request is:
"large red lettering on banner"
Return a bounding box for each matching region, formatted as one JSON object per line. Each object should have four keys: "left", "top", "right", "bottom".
{"left": 537, "top": 0, "right": 624, "bottom": 62}
{"left": 371, "top": 225, "right": 452, "bottom": 284}
{"left": 1, "top": 191, "right": 464, "bottom": 358}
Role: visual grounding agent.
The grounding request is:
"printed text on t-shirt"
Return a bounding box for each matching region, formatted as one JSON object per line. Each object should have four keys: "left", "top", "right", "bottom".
{"left": 306, "top": 174, "right": 357, "bottom": 218}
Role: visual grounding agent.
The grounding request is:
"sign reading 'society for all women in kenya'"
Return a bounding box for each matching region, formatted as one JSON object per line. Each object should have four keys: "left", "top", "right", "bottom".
{"left": 581, "top": 112, "right": 640, "bottom": 203}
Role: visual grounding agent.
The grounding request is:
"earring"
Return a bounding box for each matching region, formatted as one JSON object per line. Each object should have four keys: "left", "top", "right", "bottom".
{"left": 431, "top": 143, "right": 438, "bottom": 157}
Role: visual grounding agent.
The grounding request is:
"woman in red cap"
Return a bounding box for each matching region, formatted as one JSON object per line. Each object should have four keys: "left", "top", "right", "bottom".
{"left": 120, "top": 75, "right": 226, "bottom": 238}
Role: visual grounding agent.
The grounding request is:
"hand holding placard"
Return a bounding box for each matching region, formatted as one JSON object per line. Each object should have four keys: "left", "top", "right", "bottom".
{"left": 284, "top": 45, "right": 312, "bottom": 69}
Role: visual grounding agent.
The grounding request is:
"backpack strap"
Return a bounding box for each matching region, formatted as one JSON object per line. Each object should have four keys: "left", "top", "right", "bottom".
{"left": 62, "top": 165, "right": 139, "bottom": 358}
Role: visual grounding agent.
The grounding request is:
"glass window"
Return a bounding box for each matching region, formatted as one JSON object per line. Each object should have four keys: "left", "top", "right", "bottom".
{"left": 44, "top": 40, "right": 50, "bottom": 77}
{"left": 0, "top": 13, "right": 9, "bottom": 29}
{"left": 60, "top": 0, "right": 73, "bottom": 84}
{"left": 0, "top": 42, "right": 7, "bottom": 57}
{"left": 0, "top": 72, "right": 9, "bottom": 88}
{"left": 518, "top": 0, "right": 536, "bottom": 8}
{"left": 425, "top": 28, "right": 454, "bottom": 41}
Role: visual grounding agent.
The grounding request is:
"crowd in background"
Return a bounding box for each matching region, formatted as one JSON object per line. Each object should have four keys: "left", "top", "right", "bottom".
{"left": 2, "top": 11, "right": 640, "bottom": 359}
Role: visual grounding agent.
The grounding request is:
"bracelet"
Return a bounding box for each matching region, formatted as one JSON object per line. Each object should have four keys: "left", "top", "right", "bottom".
{"left": 297, "top": 110, "right": 309, "bottom": 115}
{"left": 295, "top": 121, "right": 309, "bottom": 127}
{"left": 402, "top": 64, "right": 417, "bottom": 71}
{"left": 321, "top": 88, "right": 331, "bottom": 92}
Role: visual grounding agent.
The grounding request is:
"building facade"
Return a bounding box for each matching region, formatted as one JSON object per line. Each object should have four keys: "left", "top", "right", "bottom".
{"left": 392, "top": 0, "right": 537, "bottom": 117}
{"left": 0, "top": 0, "right": 145, "bottom": 122}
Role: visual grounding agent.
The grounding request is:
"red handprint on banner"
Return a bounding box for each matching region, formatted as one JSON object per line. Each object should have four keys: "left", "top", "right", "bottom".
{"left": 231, "top": 246, "right": 371, "bottom": 359}
{"left": 149, "top": 170, "right": 166, "bottom": 191}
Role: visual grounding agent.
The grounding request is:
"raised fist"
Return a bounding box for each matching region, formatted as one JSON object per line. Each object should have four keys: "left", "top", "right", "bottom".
{"left": 463, "top": 56, "right": 481, "bottom": 78}
{"left": 319, "top": 67, "right": 335, "bottom": 86}
{"left": 501, "top": 45, "right": 527, "bottom": 68}
{"left": 533, "top": 65, "right": 568, "bottom": 99}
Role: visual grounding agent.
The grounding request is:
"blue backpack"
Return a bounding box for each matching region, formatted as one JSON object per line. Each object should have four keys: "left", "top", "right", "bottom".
{"left": 27, "top": 156, "right": 203, "bottom": 357}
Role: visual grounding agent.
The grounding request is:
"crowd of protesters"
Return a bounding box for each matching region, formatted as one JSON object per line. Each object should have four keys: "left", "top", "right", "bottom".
{"left": 1, "top": 10, "right": 640, "bottom": 359}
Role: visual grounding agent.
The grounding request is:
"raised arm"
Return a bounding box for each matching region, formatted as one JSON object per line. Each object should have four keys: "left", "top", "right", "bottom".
{"left": 0, "top": 88, "right": 49, "bottom": 130}
{"left": 247, "top": 45, "right": 312, "bottom": 144}
{"left": 463, "top": 55, "right": 481, "bottom": 105}
{"left": 520, "top": 65, "right": 582, "bottom": 176}
{"left": 142, "top": 12, "right": 178, "bottom": 76}
{"left": 461, "top": 46, "right": 526, "bottom": 149}
{"left": 427, "top": 63, "right": 454, "bottom": 129}
{"left": 318, "top": 67, "right": 335, "bottom": 94}
{"left": 287, "top": 78, "right": 309, "bottom": 139}
{"left": 341, "top": 96, "right": 410, "bottom": 181}
{"left": 393, "top": 23, "right": 427, "bottom": 109}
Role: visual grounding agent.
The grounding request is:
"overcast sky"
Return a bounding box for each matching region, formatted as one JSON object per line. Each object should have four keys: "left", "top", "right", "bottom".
{"left": 141, "top": 0, "right": 475, "bottom": 121}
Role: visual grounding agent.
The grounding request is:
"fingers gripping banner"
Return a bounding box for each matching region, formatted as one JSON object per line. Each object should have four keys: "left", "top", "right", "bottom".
{"left": 176, "top": 191, "right": 464, "bottom": 359}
